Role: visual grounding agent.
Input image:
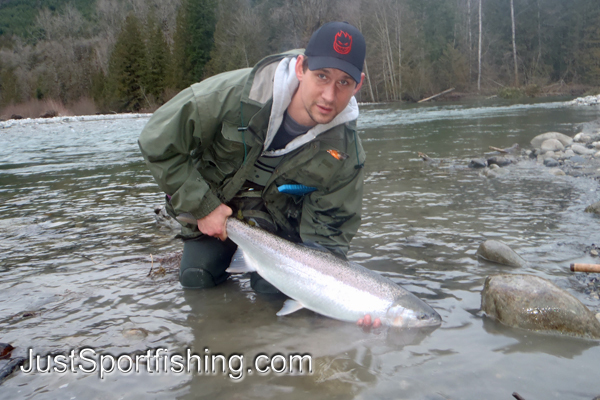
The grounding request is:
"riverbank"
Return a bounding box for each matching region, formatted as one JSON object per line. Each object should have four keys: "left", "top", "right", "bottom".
{"left": 0, "top": 113, "right": 152, "bottom": 129}
{"left": 2, "top": 84, "right": 598, "bottom": 121}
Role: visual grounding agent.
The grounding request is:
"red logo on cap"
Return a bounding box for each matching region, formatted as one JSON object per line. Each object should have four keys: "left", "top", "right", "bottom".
{"left": 333, "top": 31, "right": 352, "bottom": 55}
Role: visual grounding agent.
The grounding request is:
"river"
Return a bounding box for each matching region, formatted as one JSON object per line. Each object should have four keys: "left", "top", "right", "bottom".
{"left": 1, "top": 98, "right": 599, "bottom": 399}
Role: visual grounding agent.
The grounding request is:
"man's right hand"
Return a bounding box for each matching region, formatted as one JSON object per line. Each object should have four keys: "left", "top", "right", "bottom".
{"left": 197, "top": 204, "right": 232, "bottom": 241}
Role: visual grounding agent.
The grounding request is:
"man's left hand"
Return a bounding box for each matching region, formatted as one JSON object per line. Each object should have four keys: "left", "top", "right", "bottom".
{"left": 357, "top": 314, "right": 381, "bottom": 328}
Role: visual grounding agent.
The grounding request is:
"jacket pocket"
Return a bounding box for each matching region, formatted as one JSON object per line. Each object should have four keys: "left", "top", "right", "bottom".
{"left": 201, "top": 121, "right": 247, "bottom": 181}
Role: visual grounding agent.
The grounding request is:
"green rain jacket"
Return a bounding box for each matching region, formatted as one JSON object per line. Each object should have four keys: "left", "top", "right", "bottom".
{"left": 138, "top": 50, "right": 366, "bottom": 255}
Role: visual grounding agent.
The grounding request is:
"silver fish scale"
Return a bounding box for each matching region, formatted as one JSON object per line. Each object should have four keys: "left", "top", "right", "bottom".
{"left": 226, "top": 218, "right": 441, "bottom": 326}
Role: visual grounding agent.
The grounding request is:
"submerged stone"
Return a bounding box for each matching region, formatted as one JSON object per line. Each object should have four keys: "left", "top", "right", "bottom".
{"left": 0, "top": 343, "right": 14, "bottom": 359}
{"left": 476, "top": 240, "right": 528, "bottom": 267}
{"left": 548, "top": 168, "right": 565, "bottom": 176}
{"left": 585, "top": 201, "right": 600, "bottom": 215}
{"left": 487, "top": 156, "right": 514, "bottom": 167}
{"left": 469, "top": 159, "right": 487, "bottom": 168}
{"left": 481, "top": 274, "right": 600, "bottom": 339}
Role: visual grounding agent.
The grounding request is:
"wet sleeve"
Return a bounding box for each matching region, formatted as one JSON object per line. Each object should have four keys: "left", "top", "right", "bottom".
{"left": 138, "top": 87, "right": 222, "bottom": 220}
{"left": 299, "top": 165, "right": 365, "bottom": 256}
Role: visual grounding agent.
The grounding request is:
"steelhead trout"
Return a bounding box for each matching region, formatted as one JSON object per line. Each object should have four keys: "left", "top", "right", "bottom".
{"left": 225, "top": 218, "right": 442, "bottom": 328}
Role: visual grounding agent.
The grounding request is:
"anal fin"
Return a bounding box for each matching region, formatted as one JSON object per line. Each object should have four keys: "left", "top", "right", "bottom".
{"left": 226, "top": 248, "right": 256, "bottom": 273}
{"left": 276, "top": 299, "right": 305, "bottom": 316}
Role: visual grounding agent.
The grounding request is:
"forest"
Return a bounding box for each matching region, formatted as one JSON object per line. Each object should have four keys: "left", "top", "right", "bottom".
{"left": 0, "top": 0, "right": 599, "bottom": 116}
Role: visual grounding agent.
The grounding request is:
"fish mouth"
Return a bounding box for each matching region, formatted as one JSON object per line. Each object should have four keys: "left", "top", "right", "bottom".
{"left": 389, "top": 309, "right": 442, "bottom": 328}
{"left": 410, "top": 314, "right": 442, "bottom": 328}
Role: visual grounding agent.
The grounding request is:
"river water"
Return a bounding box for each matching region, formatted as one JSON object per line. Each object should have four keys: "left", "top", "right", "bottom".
{"left": 1, "top": 99, "right": 600, "bottom": 399}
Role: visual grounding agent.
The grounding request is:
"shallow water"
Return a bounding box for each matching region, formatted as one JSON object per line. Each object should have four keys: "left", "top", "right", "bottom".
{"left": 1, "top": 99, "right": 600, "bottom": 399}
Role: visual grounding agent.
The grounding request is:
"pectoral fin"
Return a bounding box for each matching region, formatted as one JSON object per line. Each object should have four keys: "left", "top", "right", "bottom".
{"left": 276, "top": 299, "right": 305, "bottom": 316}
{"left": 226, "top": 248, "right": 256, "bottom": 273}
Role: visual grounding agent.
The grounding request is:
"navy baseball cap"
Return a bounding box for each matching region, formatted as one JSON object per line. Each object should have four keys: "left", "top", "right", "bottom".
{"left": 304, "top": 21, "right": 366, "bottom": 84}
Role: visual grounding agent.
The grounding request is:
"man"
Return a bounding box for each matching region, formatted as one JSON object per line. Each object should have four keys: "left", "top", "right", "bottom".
{"left": 139, "top": 21, "right": 375, "bottom": 325}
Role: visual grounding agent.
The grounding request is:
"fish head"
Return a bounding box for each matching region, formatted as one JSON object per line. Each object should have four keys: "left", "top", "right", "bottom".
{"left": 385, "top": 301, "right": 442, "bottom": 328}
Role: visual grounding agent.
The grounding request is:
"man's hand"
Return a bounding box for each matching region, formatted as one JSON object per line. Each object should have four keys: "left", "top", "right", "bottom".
{"left": 357, "top": 314, "right": 381, "bottom": 329}
{"left": 197, "top": 204, "right": 232, "bottom": 241}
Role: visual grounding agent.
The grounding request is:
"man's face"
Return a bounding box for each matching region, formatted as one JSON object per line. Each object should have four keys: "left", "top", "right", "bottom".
{"left": 293, "top": 55, "right": 364, "bottom": 127}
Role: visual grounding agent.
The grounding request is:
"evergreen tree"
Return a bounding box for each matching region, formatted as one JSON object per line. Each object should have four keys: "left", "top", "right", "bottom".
{"left": 145, "top": 11, "right": 169, "bottom": 101}
{"left": 169, "top": 0, "right": 217, "bottom": 89}
{"left": 107, "top": 13, "right": 148, "bottom": 111}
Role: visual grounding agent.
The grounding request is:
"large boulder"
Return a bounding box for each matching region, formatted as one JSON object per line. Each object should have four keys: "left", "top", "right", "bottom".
{"left": 530, "top": 132, "right": 573, "bottom": 149}
{"left": 481, "top": 274, "right": 600, "bottom": 339}
{"left": 476, "top": 240, "right": 528, "bottom": 267}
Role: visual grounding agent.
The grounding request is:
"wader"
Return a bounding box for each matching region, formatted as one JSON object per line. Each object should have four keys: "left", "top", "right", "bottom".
{"left": 179, "top": 182, "right": 282, "bottom": 293}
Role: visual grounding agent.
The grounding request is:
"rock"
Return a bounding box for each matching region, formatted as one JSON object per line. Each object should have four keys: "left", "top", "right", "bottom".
{"left": 595, "top": 151, "right": 600, "bottom": 159}
{"left": 591, "top": 249, "right": 599, "bottom": 257}
{"left": 569, "top": 155, "right": 587, "bottom": 164}
{"left": 570, "top": 95, "right": 600, "bottom": 106}
{"left": 541, "top": 138, "right": 565, "bottom": 152}
{"left": 543, "top": 151, "right": 557, "bottom": 159}
{"left": 548, "top": 168, "right": 565, "bottom": 176}
{"left": 10, "top": 114, "right": 23, "bottom": 120}
{"left": 489, "top": 164, "right": 500, "bottom": 170}
{"left": 469, "top": 159, "right": 487, "bottom": 168}
{"left": 500, "top": 143, "right": 520, "bottom": 154}
{"left": 574, "top": 132, "right": 592, "bottom": 143}
{"left": 0, "top": 343, "right": 14, "bottom": 359}
{"left": 481, "top": 167, "right": 509, "bottom": 179}
{"left": 571, "top": 144, "right": 595, "bottom": 155}
{"left": 476, "top": 240, "right": 528, "bottom": 267}
{"left": 543, "top": 158, "right": 559, "bottom": 167}
{"left": 563, "top": 149, "right": 575, "bottom": 158}
{"left": 154, "top": 205, "right": 181, "bottom": 230}
{"left": 487, "top": 156, "right": 514, "bottom": 167}
{"left": 40, "top": 110, "right": 57, "bottom": 118}
{"left": 585, "top": 201, "right": 600, "bottom": 215}
{"left": 122, "top": 327, "right": 149, "bottom": 340}
{"left": 577, "top": 118, "right": 600, "bottom": 138}
{"left": 593, "top": 141, "right": 600, "bottom": 150}
{"left": 481, "top": 169, "right": 497, "bottom": 178}
{"left": 481, "top": 274, "right": 600, "bottom": 339}
{"left": 0, "top": 357, "right": 27, "bottom": 384}
{"left": 530, "top": 132, "right": 573, "bottom": 149}
{"left": 525, "top": 150, "right": 532, "bottom": 157}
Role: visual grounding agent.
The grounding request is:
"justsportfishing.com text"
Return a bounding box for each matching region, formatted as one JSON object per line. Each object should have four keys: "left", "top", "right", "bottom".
{"left": 20, "top": 348, "right": 313, "bottom": 380}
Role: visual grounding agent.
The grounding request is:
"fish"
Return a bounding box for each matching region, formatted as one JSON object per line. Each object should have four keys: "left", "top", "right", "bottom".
{"left": 225, "top": 217, "right": 442, "bottom": 328}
